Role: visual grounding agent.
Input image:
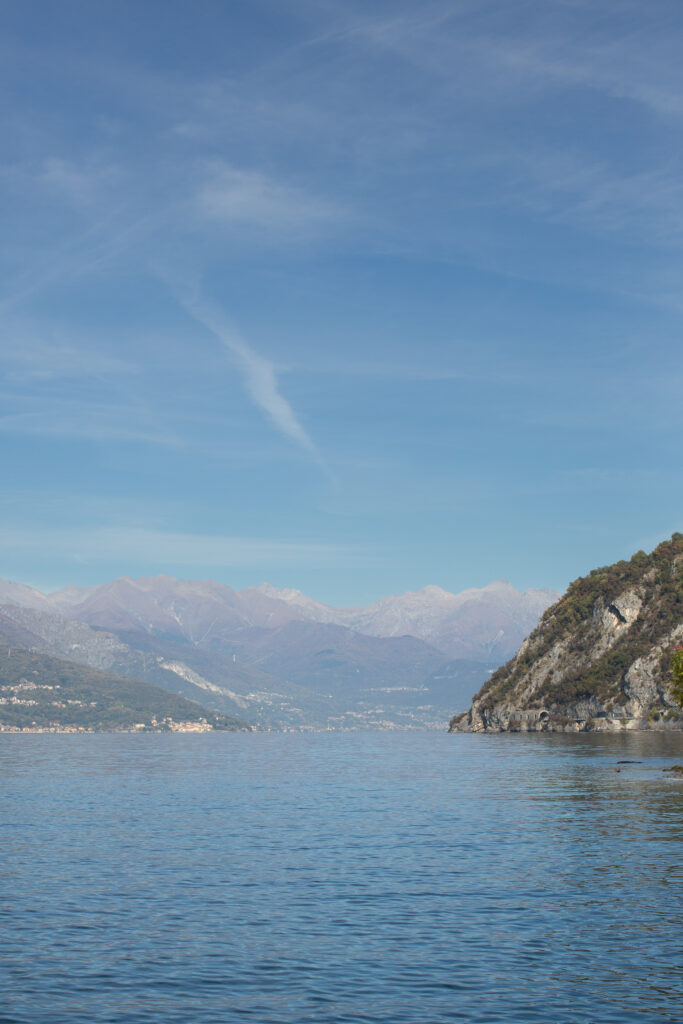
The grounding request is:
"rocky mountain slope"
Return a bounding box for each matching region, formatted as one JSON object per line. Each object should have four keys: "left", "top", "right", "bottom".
{"left": 450, "top": 534, "right": 683, "bottom": 733}
{"left": 47, "top": 575, "right": 300, "bottom": 639}
{"left": 0, "top": 579, "right": 50, "bottom": 609}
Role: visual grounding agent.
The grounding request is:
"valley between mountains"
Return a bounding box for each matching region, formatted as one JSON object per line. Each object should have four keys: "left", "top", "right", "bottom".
{"left": 0, "top": 574, "right": 557, "bottom": 731}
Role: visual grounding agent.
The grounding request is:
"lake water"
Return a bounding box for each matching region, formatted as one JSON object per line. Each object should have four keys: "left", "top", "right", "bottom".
{"left": 1, "top": 730, "right": 682, "bottom": 1024}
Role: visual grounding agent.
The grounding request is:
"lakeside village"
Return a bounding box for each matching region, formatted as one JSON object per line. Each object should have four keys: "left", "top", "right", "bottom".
{"left": 0, "top": 722, "right": 216, "bottom": 733}
{"left": 0, "top": 679, "right": 216, "bottom": 733}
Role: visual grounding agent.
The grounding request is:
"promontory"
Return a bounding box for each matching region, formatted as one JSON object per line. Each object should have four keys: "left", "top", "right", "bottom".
{"left": 450, "top": 534, "right": 683, "bottom": 733}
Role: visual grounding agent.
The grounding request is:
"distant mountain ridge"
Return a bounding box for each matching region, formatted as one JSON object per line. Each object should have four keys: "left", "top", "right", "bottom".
{"left": 256, "top": 580, "right": 558, "bottom": 659}
{"left": 0, "top": 572, "right": 558, "bottom": 730}
{"left": 450, "top": 534, "right": 683, "bottom": 734}
{"left": 0, "top": 573, "right": 558, "bottom": 662}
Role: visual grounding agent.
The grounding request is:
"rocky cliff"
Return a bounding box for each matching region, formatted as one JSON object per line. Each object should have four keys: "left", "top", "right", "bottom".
{"left": 450, "top": 534, "right": 683, "bottom": 733}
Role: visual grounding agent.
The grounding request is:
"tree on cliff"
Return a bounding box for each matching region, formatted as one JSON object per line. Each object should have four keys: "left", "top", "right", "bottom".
{"left": 671, "top": 647, "right": 683, "bottom": 707}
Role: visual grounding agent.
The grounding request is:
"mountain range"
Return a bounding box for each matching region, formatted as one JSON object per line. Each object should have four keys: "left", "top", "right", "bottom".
{"left": 0, "top": 573, "right": 559, "bottom": 730}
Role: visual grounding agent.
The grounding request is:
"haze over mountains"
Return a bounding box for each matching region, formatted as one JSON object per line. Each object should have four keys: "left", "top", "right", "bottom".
{"left": 0, "top": 574, "right": 559, "bottom": 730}
{"left": 257, "top": 580, "right": 556, "bottom": 659}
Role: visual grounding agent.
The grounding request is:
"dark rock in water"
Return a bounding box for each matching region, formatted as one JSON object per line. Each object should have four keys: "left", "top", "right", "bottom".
{"left": 617, "top": 760, "right": 642, "bottom": 764}
{"left": 662, "top": 764, "right": 683, "bottom": 774}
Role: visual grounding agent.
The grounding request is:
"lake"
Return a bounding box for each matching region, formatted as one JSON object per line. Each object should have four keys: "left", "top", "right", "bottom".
{"left": 1, "top": 730, "right": 682, "bottom": 1023}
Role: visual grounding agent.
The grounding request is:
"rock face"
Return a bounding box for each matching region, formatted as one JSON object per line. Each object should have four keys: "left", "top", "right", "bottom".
{"left": 450, "top": 535, "right": 683, "bottom": 733}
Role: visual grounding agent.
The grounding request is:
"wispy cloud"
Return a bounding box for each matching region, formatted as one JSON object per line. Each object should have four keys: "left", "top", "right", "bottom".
{"left": 173, "top": 285, "right": 319, "bottom": 457}
{"left": 488, "top": 150, "right": 683, "bottom": 243}
{"left": 38, "top": 157, "right": 122, "bottom": 206}
{"left": 198, "top": 162, "right": 342, "bottom": 236}
{"left": 0, "top": 201, "right": 158, "bottom": 316}
{"left": 336, "top": 2, "right": 683, "bottom": 118}
{"left": 0, "top": 395, "right": 181, "bottom": 447}
{"left": 291, "top": 358, "right": 468, "bottom": 381}
{"left": 309, "top": 3, "right": 683, "bottom": 245}
{"left": 0, "top": 525, "right": 368, "bottom": 569}
{"left": 475, "top": 26, "right": 683, "bottom": 118}
{"left": 0, "top": 338, "right": 137, "bottom": 382}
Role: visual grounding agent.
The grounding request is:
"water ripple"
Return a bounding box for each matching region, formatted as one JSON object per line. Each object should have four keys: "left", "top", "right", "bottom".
{"left": 1, "top": 730, "right": 682, "bottom": 1023}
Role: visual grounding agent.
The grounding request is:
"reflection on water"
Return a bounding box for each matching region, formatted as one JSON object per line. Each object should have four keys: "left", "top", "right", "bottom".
{"left": 1, "top": 731, "right": 682, "bottom": 1023}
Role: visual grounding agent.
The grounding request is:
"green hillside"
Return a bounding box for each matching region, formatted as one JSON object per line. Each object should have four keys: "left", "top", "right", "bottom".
{"left": 0, "top": 644, "right": 248, "bottom": 732}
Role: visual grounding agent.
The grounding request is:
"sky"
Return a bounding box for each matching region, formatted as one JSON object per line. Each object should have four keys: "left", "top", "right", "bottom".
{"left": 1, "top": 0, "right": 682, "bottom": 605}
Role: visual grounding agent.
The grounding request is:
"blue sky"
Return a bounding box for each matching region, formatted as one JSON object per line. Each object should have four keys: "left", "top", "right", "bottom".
{"left": 1, "top": 0, "right": 681, "bottom": 603}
